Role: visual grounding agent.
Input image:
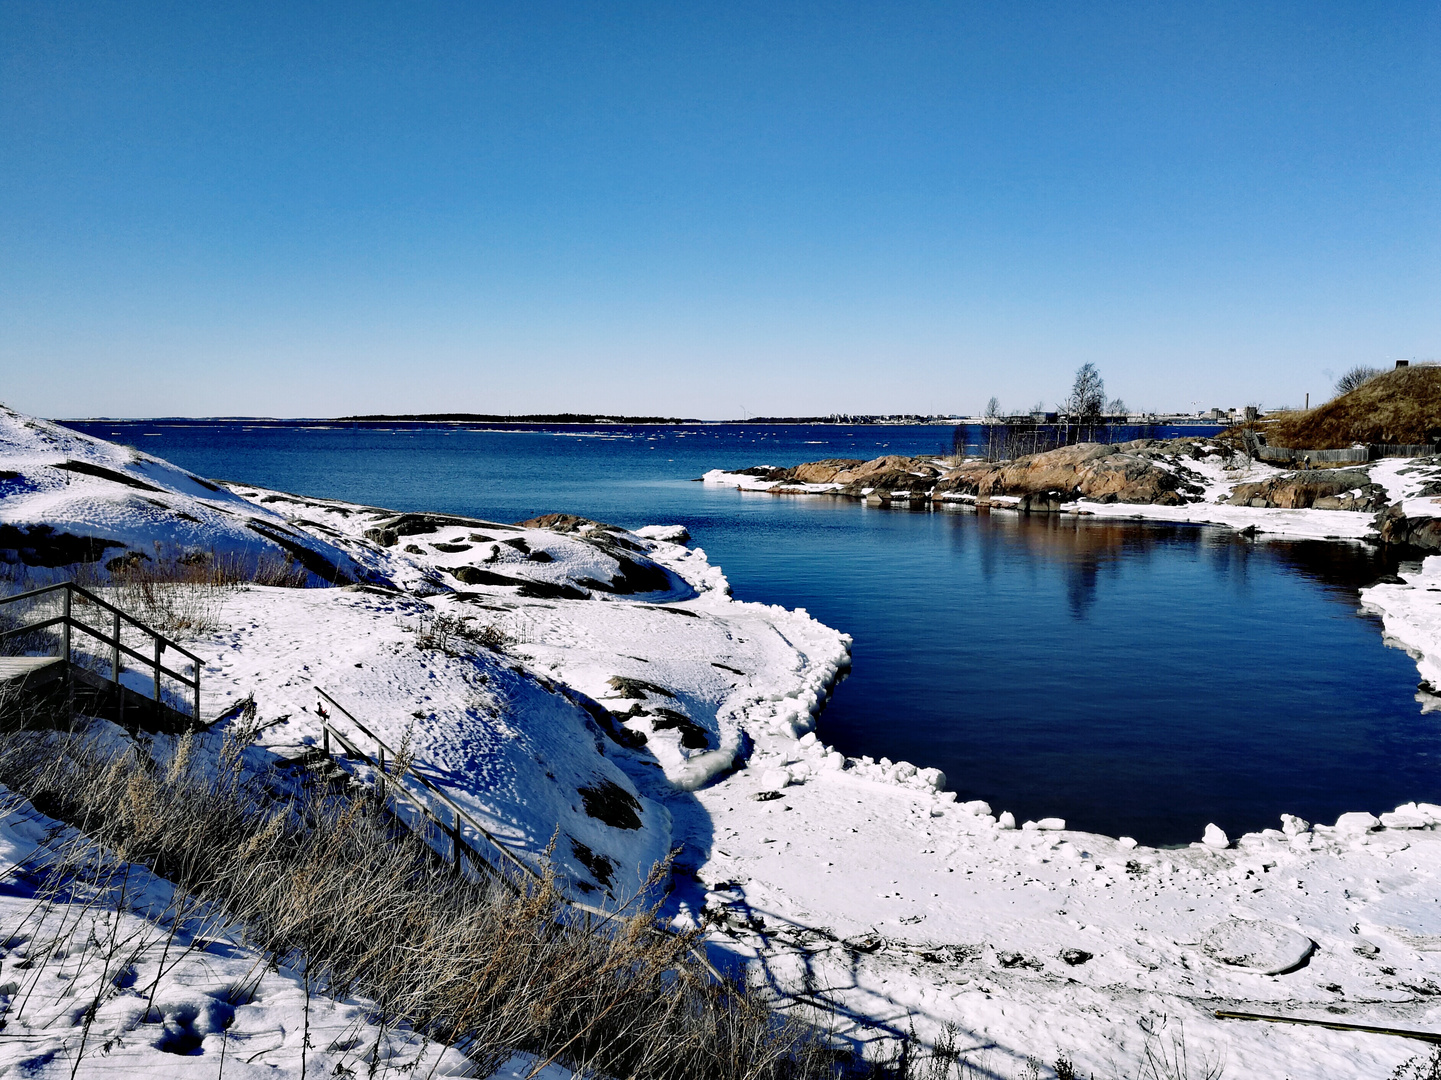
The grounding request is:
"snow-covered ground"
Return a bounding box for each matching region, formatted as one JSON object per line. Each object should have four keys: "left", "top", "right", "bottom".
{"left": 7, "top": 413, "right": 1441, "bottom": 1078}
{"left": 0, "top": 781, "right": 475, "bottom": 1079}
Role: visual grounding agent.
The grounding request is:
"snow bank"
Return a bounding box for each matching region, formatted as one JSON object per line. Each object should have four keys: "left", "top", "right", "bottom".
{"left": 1362, "top": 555, "right": 1441, "bottom": 697}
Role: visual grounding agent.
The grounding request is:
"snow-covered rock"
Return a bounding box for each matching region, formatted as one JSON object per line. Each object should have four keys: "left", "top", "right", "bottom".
{"left": 635, "top": 524, "right": 690, "bottom": 544}
{"left": 1202, "top": 919, "right": 1316, "bottom": 976}
{"left": 1335, "top": 811, "right": 1381, "bottom": 834}
{"left": 1202, "top": 823, "right": 1230, "bottom": 849}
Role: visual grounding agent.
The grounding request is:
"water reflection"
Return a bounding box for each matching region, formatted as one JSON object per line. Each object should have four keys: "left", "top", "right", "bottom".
{"left": 952, "top": 507, "right": 1402, "bottom": 622}
{"left": 798, "top": 504, "right": 1425, "bottom": 845}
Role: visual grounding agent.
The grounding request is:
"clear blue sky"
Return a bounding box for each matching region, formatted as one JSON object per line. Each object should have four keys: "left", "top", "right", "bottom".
{"left": 2, "top": 1, "right": 1437, "bottom": 419}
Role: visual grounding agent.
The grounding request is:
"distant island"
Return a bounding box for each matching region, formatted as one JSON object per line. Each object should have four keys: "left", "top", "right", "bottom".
{"left": 338, "top": 412, "right": 700, "bottom": 424}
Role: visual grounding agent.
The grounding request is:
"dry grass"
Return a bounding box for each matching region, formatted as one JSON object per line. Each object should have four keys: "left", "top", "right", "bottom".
{"left": 0, "top": 547, "right": 310, "bottom": 642}
{"left": 0, "top": 696, "right": 870, "bottom": 1079}
{"left": 413, "top": 612, "right": 513, "bottom": 655}
{"left": 107, "top": 546, "right": 307, "bottom": 633}
{"left": 0, "top": 689, "right": 1225, "bottom": 1079}
{"left": 1260, "top": 365, "right": 1441, "bottom": 449}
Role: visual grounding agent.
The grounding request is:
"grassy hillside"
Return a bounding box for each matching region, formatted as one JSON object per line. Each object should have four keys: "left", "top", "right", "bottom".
{"left": 1261, "top": 365, "right": 1441, "bottom": 449}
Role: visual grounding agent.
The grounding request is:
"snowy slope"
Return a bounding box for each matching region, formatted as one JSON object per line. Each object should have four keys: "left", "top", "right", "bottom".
{"left": 0, "top": 406, "right": 363, "bottom": 585}
{"left": 0, "top": 783, "right": 475, "bottom": 1079}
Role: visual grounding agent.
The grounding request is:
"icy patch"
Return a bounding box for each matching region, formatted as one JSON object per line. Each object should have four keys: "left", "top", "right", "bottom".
{"left": 1202, "top": 919, "right": 1316, "bottom": 976}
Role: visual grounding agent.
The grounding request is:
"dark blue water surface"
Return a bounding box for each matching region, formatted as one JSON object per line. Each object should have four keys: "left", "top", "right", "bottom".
{"left": 71, "top": 419, "right": 1435, "bottom": 846}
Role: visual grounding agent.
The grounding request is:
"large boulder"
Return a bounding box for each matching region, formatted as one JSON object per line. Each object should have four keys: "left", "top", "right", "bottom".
{"left": 831, "top": 455, "right": 930, "bottom": 485}
{"left": 935, "top": 443, "right": 1191, "bottom": 505}
{"left": 1072, "top": 452, "right": 1186, "bottom": 504}
{"left": 790, "top": 458, "right": 865, "bottom": 484}
{"left": 1226, "top": 469, "right": 1384, "bottom": 511}
{"left": 1378, "top": 503, "right": 1441, "bottom": 551}
{"left": 838, "top": 467, "right": 941, "bottom": 497}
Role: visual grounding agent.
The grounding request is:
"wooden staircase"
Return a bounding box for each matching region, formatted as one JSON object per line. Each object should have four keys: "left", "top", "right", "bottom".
{"left": 0, "top": 582, "right": 204, "bottom": 734}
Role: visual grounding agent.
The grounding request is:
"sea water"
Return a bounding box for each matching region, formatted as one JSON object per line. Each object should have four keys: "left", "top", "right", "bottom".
{"left": 72, "top": 419, "right": 1432, "bottom": 845}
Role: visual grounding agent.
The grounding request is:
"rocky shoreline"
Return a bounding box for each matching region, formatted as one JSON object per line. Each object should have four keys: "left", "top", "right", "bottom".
{"left": 708, "top": 437, "right": 1441, "bottom": 550}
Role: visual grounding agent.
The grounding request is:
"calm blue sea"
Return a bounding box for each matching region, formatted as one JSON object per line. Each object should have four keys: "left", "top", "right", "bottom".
{"left": 71, "top": 419, "right": 1432, "bottom": 846}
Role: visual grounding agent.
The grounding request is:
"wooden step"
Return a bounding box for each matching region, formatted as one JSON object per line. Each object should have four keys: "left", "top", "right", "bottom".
{"left": 0, "top": 656, "right": 66, "bottom": 692}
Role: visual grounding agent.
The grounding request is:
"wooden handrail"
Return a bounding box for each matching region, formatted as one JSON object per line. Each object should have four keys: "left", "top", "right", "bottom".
{"left": 1215, "top": 1010, "right": 1441, "bottom": 1045}
{"left": 318, "top": 719, "right": 518, "bottom": 891}
{"left": 0, "top": 582, "right": 203, "bottom": 722}
{"left": 0, "top": 581, "right": 204, "bottom": 665}
{"left": 317, "top": 689, "right": 542, "bottom": 887}
{"left": 0, "top": 617, "right": 197, "bottom": 683}
{"left": 314, "top": 688, "right": 723, "bottom": 979}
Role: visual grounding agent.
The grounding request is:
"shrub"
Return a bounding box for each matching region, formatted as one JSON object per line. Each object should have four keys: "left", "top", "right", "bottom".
{"left": 1335, "top": 365, "right": 1381, "bottom": 397}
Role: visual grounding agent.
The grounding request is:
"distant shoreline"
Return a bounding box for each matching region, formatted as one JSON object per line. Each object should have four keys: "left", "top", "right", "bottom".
{"left": 61, "top": 414, "right": 1235, "bottom": 428}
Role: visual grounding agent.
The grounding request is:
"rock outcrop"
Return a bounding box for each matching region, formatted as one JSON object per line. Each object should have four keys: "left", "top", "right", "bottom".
{"left": 1378, "top": 504, "right": 1441, "bottom": 551}
{"left": 934, "top": 442, "right": 1202, "bottom": 506}
{"left": 730, "top": 443, "right": 1215, "bottom": 508}
{"left": 1224, "top": 470, "right": 1386, "bottom": 511}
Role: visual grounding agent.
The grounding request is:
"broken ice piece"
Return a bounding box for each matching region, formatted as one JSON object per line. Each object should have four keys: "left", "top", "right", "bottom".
{"left": 1280, "top": 813, "right": 1310, "bottom": 837}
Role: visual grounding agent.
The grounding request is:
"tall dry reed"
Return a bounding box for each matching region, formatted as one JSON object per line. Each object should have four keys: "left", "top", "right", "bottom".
{"left": 0, "top": 699, "right": 862, "bottom": 1079}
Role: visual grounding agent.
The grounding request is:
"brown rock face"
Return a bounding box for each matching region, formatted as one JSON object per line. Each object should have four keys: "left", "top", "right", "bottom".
{"left": 1379, "top": 503, "right": 1441, "bottom": 550}
{"left": 789, "top": 459, "right": 865, "bottom": 484}
{"left": 1225, "top": 470, "right": 1384, "bottom": 511}
{"left": 934, "top": 443, "right": 1191, "bottom": 505}
{"left": 830, "top": 455, "right": 928, "bottom": 485}
{"left": 740, "top": 442, "right": 1209, "bottom": 507}
{"left": 838, "top": 468, "right": 942, "bottom": 496}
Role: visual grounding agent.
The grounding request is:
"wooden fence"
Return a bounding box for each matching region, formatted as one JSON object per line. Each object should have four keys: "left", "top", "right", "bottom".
{"left": 1255, "top": 443, "right": 1436, "bottom": 465}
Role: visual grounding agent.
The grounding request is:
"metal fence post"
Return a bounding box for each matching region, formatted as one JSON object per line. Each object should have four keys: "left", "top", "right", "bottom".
{"left": 111, "top": 610, "right": 120, "bottom": 686}
{"left": 61, "top": 587, "right": 71, "bottom": 663}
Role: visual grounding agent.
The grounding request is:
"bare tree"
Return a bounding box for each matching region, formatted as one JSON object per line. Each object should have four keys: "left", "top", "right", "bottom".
{"left": 1334, "top": 365, "right": 1381, "bottom": 396}
{"left": 984, "top": 396, "right": 1001, "bottom": 420}
{"left": 1107, "top": 398, "right": 1128, "bottom": 416}
{"left": 1064, "top": 363, "right": 1106, "bottom": 420}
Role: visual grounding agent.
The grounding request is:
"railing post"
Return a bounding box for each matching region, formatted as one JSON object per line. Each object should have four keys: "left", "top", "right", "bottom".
{"left": 153, "top": 638, "right": 163, "bottom": 718}
{"left": 376, "top": 740, "right": 386, "bottom": 803}
{"left": 111, "top": 610, "right": 120, "bottom": 687}
{"left": 452, "top": 810, "right": 462, "bottom": 872}
{"left": 61, "top": 586, "right": 71, "bottom": 663}
{"left": 192, "top": 671, "right": 201, "bottom": 728}
{"left": 322, "top": 723, "right": 330, "bottom": 757}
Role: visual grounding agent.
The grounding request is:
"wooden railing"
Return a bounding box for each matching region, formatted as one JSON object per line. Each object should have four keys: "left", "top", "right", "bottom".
{"left": 0, "top": 582, "right": 203, "bottom": 724}
{"left": 315, "top": 688, "right": 722, "bottom": 980}
{"left": 317, "top": 688, "right": 541, "bottom": 894}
